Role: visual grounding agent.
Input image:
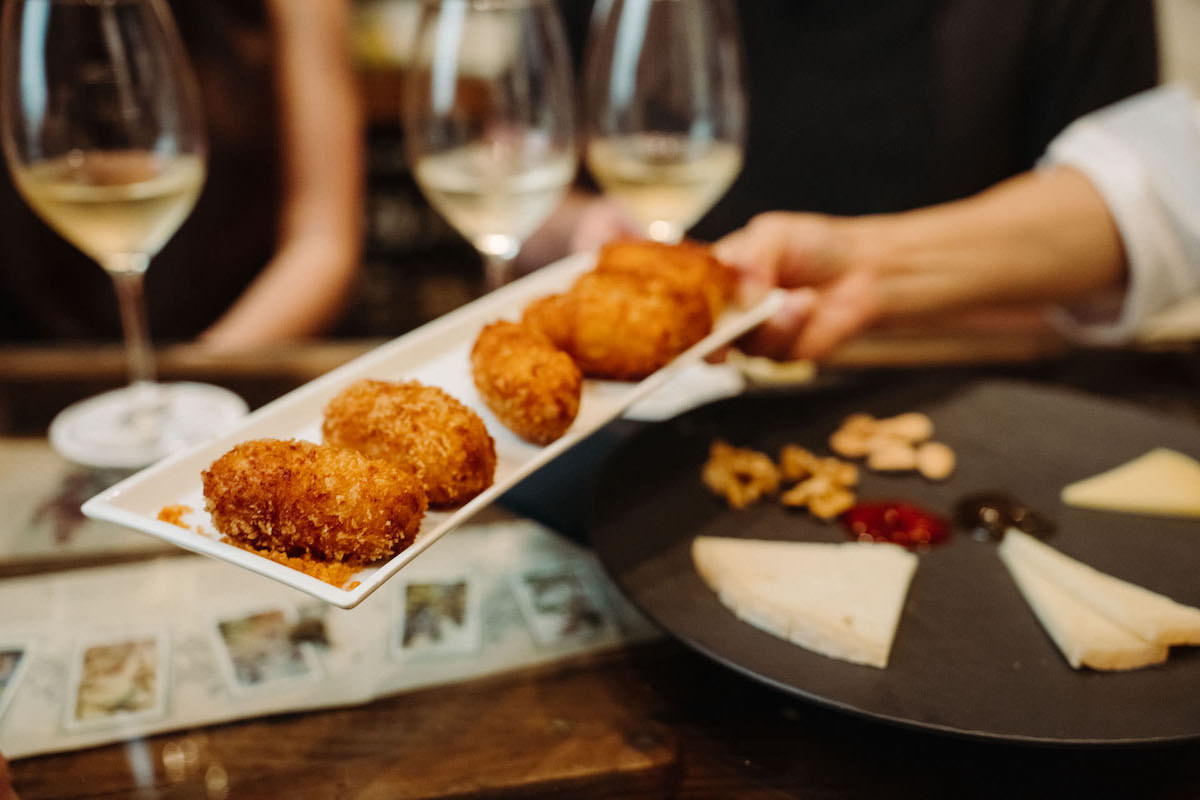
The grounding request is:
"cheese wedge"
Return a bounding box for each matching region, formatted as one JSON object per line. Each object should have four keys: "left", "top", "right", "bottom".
{"left": 691, "top": 536, "right": 918, "bottom": 669}
{"left": 998, "top": 536, "right": 1168, "bottom": 670}
{"left": 1061, "top": 448, "right": 1200, "bottom": 518}
{"left": 1000, "top": 528, "right": 1200, "bottom": 647}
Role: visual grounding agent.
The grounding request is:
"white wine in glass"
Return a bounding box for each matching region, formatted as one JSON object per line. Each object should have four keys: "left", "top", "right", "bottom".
{"left": 404, "top": 0, "right": 577, "bottom": 290}
{"left": 15, "top": 151, "right": 205, "bottom": 265}
{"left": 1, "top": 0, "right": 247, "bottom": 469}
{"left": 584, "top": 0, "right": 747, "bottom": 243}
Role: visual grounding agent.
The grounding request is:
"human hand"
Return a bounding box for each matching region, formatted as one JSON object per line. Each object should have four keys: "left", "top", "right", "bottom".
{"left": 715, "top": 212, "right": 882, "bottom": 360}
{"left": 568, "top": 197, "right": 644, "bottom": 253}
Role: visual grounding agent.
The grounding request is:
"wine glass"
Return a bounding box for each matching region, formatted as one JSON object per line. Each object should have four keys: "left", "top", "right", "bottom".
{"left": 404, "top": 0, "right": 577, "bottom": 290}
{"left": 584, "top": 0, "right": 746, "bottom": 243}
{"left": 1, "top": 0, "right": 247, "bottom": 469}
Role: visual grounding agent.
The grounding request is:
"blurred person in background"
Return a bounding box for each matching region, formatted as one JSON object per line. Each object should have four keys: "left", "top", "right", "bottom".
{"left": 715, "top": 85, "right": 1200, "bottom": 360}
{"left": 0, "top": 0, "right": 363, "bottom": 351}
{"left": 521, "top": 0, "right": 1159, "bottom": 263}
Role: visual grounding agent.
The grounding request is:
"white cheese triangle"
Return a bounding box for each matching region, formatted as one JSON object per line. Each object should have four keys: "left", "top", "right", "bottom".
{"left": 1000, "top": 528, "right": 1200, "bottom": 647}
{"left": 998, "top": 532, "right": 1168, "bottom": 670}
{"left": 1061, "top": 448, "right": 1200, "bottom": 518}
{"left": 691, "top": 536, "right": 918, "bottom": 669}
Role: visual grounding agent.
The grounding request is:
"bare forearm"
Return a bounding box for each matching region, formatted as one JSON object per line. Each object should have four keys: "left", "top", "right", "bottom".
{"left": 197, "top": 0, "right": 363, "bottom": 352}
{"left": 197, "top": 237, "right": 358, "bottom": 350}
{"left": 717, "top": 166, "right": 1128, "bottom": 360}
{"left": 853, "top": 167, "right": 1127, "bottom": 319}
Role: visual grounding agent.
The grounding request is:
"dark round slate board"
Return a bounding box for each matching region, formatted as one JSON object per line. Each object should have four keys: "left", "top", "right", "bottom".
{"left": 586, "top": 376, "right": 1200, "bottom": 745}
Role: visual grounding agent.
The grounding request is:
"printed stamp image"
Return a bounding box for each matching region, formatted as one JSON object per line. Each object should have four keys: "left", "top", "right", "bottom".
{"left": 509, "top": 563, "right": 613, "bottom": 646}
{"left": 394, "top": 574, "right": 481, "bottom": 657}
{"left": 213, "top": 608, "right": 319, "bottom": 693}
{"left": 67, "top": 631, "right": 169, "bottom": 729}
{"left": 0, "top": 643, "right": 30, "bottom": 720}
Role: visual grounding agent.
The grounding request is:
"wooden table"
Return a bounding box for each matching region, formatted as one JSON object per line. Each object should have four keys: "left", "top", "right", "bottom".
{"left": 9, "top": 638, "right": 1200, "bottom": 800}
{"left": 9, "top": 636, "right": 1200, "bottom": 799}
{"left": 5, "top": 342, "right": 1200, "bottom": 798}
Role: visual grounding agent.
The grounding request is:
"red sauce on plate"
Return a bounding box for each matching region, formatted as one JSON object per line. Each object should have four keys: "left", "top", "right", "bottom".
{"left": 842, "top": 501, "right": 950, "bottom": 548}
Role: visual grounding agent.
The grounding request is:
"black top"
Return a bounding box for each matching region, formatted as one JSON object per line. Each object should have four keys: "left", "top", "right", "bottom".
{"left": 564, "top": 0, "right": 1158, "bottom": 239}
{"left": 0, "top": 0, "right": 282, "bottom": 342}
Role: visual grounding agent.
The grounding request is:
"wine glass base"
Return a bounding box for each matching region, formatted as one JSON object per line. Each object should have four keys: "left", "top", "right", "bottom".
{"left": 49, "top": 382, "right": 249, "bottom": 470}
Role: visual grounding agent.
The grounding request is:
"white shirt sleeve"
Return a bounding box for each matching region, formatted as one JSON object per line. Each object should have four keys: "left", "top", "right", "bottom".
{"left": 1039, "top": 84, "right": 1200, "bottom": 345}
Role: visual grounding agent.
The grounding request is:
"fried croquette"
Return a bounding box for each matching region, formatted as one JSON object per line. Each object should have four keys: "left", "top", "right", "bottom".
{"left": 595, "top": 238, "right": 735, "bottom": 320}
{"left": 321, "top": 379, "right": 496, "bottom": 508}
{"left": 202, "top": 438, "right": 426, "bottom": 563}
{"left": 701, "top": 440, "right": 781, "bottom": 510}
{"left": 564, "top": 270, "right": 712, "bottom": 380}
{"left": 520, "top": 293, "right": 573, "bottom": 351}
{"left": 471, "top": 320, "right": 582, "bottom": 445}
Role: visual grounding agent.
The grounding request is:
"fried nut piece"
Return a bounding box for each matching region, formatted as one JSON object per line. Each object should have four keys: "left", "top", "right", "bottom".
{"left": 840, "top": 413, "right": 876, "bottom": 435}
{"left": 916, "top": 440, "right": 956, "bottom": 481}
{"left": 781, "top": 444, "right": 859, "bottom": 486}
{"left": 780, "top": 474, "right": 835, "bottom": 507}
{"left": 202, "top": 438, "right": 427, "bottom": 563}
{"left": 776, "top": 444, "right": 858, "bottom": 520}
{"left": 831, "top": 410, "right": 954, "bottom": 480}
{"left": 707, "top": 409, "right": 953, "bottom": 520}
{"left": 471, "top": 320, "right": 582, "bottom": 445}
{"left": 808, "top": 489, "right": 856, "bottom": 520}
{"left": 779, "top": 443, "right": 822, "bottom": 481}
{"left": 703, "top": 441, "right": 858, "bottom": 519}
{"left": 828, "top": 414, "right": 880, "bottom": 458}
{"left": 866, "top": 439, "right": 919, "bottom": 472}
{"left": 873, "top": 412, "right": 934, "bottom": 444}
{"left": 322, "top": 379, "right": 496, "bottom": 508}
{"left": 701, "top": 440, "right": 781, "bottom": 509}
{"left": 829, "top": 427, "right": 875, "bottom": 458}
{"left": 821, "top": 457, "right": 859, "bottom": 487}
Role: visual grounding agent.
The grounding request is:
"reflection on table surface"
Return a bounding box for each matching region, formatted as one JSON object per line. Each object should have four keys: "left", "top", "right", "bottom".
{"left": 3, "top": 340, "right": 1200, "bottom": 798}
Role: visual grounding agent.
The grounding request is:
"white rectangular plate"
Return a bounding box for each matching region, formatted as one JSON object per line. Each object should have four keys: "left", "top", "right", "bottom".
{"left": 82, "top": 253, "right": 784, "bottom": 608}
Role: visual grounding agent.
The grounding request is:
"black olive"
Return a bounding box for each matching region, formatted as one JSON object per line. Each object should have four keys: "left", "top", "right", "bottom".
{"left": 954, "top": 491, "right": 1055, "bottom": 542}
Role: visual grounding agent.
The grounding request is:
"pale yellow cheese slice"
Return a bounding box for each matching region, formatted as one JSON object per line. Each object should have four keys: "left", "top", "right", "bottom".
{"left": 1001, "top": 528, "right": 1200, "bottom": 647}
{"left": 998, "top": 534, "right": 1168, "bottom": 670}
{"left": 1061, "top": 448, "right": 1200, "bottom": 518}
{"left": 691, "top": 537, "right": 918, "bottom": 669}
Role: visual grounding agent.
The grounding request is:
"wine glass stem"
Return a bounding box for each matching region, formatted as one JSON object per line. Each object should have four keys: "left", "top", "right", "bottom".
{"left": 483, "top": 254, "right": 516, "bottom": 291}
{"left": 648, "top": 221, "right": 684, "bottom": 244}
{"left": 105, "top": 254, "right": 162, "bottom": 436}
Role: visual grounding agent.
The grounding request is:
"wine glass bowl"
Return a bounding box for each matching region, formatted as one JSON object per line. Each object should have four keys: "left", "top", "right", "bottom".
{"left": 14, "top": 150, "right": 205, "bottom": 271}
{"left": 1, "top": 0, "right": 246, "bottom": 469}
{"left": 404, "top": 0, "right": 577, "bottom": 289}
{"left": 584, "top": 0, "right": 746, "bottom": 243}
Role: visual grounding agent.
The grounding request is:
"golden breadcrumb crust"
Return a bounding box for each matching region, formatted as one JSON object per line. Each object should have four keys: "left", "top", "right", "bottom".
{"left": 595, "top": 237, "right": 735, "bottom": 320}
{"left": 157, "top": 504, "right": 191, "bottom": 529}
{"left": 471, "top": 320, "right": 582, "bottom": 445}
{"left": 520, "top": 293, "right": 573, "bottom": 351}
{"left": 564, "top": 270, "right": 712, "bottom": 380}
{"left": 224, "top": 538, "right": 364, "bottom": 588}
{"left": 520, "top": 239, "right": 733, "bottom": 381}
{"left": 202, "top": 438, "right": 426, "bottom": 563}
{"left": 322, "top": 379, "right": 496, "bottom": 508}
